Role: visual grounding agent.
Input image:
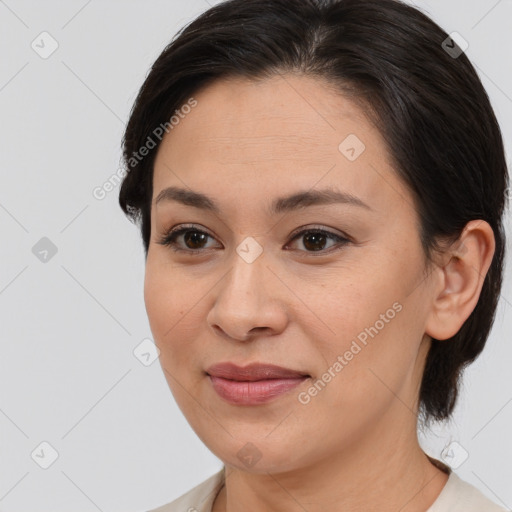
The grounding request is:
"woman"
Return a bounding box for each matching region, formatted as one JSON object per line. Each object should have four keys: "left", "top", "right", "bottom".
{"left": 119, "top": 0, "right": 509, "bottom": 510}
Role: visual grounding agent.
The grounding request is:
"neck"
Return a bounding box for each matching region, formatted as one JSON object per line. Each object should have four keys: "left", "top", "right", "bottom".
{"left": 213, "top": 409, "right": 449, "bottom": 512}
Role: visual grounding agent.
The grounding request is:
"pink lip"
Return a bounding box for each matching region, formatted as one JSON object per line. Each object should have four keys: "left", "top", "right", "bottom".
{"left": 206, "top": 362, "right": 310, "bottom": 405}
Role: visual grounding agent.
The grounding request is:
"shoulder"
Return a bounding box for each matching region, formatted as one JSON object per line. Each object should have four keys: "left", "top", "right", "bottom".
{"left": 146, "top": 467, "right": 225, "bottom": 512}
{"left": 428, "top": 470, "right": 509, "bottom": 512}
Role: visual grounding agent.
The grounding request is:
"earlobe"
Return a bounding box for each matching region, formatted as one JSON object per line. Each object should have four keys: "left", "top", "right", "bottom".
{"left": 424, "top": 220, "right": 496, "bottom": 341}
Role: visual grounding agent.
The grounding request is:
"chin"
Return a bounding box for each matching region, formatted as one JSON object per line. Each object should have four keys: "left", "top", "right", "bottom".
{"left": 205, "top": 434, "right": 318, "bottom": 475}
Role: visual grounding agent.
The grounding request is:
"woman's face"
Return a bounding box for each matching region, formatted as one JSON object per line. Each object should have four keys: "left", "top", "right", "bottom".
{"left": 144, "top": 74, "right": 439, "bottom": 472}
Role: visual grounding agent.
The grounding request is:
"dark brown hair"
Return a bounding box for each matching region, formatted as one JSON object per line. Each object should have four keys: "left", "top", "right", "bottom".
{"left": 118, "top": 0, "right": 509, "bottom": 426}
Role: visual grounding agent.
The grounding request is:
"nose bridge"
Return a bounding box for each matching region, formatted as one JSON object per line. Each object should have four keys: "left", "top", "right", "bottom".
{"left": 224, "top": 235, "right": 269, "bottom": 304}
{"left": 207, "top": 236, "right": 287, "bottom": 340}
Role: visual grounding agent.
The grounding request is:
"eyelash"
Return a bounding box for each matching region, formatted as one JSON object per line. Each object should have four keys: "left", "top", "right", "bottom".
{"left": 156, "top": 224, "right": 351, "bottom": 256}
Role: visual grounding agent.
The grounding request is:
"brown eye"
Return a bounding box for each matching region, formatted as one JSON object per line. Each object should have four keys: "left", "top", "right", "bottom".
{"left": 302, "top": 232, "right": 329, "bottom": 251}
{"left": 157, "top": 225, "right": 219, "bottom": 255}
{"left": 286, "top": 228, "right": 350, "bottom": 254}
{"left": 182, "top": 230, "right": 209, "bottom": 249}
{"left": 157, "top": 224, "right": 350, "bottom": 256}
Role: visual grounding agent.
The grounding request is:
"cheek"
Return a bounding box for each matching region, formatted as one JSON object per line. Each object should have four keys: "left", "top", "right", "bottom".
{"left": 143, "top": 260, "right": 201, "bottom": 366}
{"left": 307, "top": 266, "right": 390, "bottom": 337}
{"left": 311, "top": 262, "right": 418, "bottom": 393}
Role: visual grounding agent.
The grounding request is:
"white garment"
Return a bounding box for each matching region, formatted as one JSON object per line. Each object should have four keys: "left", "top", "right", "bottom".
{"left": 147, "top": 464, "right": 509, "bottom": 512}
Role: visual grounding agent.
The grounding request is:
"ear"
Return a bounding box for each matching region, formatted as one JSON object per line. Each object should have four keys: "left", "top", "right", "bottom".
{"left": 425, "top": 220, "right": 496, "bottom": 341}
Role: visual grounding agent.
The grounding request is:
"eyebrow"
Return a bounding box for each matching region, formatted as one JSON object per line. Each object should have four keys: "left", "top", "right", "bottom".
{"left": 154, "top": 185, "right": 372, "bottom": 215}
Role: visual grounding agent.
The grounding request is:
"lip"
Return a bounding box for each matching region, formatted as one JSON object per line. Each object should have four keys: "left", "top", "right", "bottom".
{"left": 206, "top": 362, "right": 310, "bottom": 405}
{"left": 206, "top": 362, "right": 310, "bottom": 381}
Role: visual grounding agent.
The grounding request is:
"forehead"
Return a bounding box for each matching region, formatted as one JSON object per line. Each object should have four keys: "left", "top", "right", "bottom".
{"left": 152, "top": 73, "right": 411, "bottom": 217}
{"left": 166, "top": 74, "right": 370, "bottom": 160}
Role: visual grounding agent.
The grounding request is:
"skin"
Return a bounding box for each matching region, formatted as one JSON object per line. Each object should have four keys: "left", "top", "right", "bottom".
{"left": 144, "top": 73, "right": 495, "bottom": 512}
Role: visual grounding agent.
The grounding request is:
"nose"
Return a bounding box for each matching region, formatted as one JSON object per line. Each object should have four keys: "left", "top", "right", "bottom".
{"left": 206, "top": 247, "right": 289, "bottom": 342}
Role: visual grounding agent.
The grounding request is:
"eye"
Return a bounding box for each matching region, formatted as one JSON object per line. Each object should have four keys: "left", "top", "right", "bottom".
{"left": 285, "top": 226, "right": 350, "bottom": 254}
{"left": 156, "top": 224, "right": 351, "bottom": 255}
{"left": 156, "top": 224, "right": 219, "bottom": 255}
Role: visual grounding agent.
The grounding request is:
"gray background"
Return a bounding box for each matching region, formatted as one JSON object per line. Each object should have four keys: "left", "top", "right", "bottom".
{"left": 0, "top": 1, "right": 511, "bottom": 511}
